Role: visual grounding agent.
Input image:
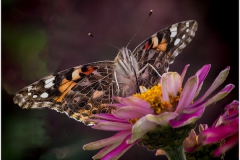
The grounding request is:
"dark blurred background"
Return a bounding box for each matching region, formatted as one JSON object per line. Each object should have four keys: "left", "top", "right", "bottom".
{"left": 2, "top": 0, "right": 239, "bottom": 160}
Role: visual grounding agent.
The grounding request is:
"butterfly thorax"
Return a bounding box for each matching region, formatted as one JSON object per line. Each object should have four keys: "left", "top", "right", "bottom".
{"left": 114, "top": 47, "right": 139, "bottom": 96}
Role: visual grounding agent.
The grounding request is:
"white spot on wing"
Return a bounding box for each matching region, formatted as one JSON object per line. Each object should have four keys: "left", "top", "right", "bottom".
{"left": 45, "top": 77, "right": 55, "bottom": 84}
{"left": 186, "top": 29, "right": 189, "bottom": 32}
{"left": 44, "top": 81, "right": 54, "bottom": 88}
{"left": 174, "top": 38, "right": 181, "bottom": 46}
{"left": 40, "top": 92, "right": 49, "bottom": 98}
{"left": 33, "top": 95, "right": 38, "bottom": 98}
{"left": 182, "top": 34, "right": 186, "bottom": 39}
{"left": 27, "top": 86, "right": 33, "bottom": 91}
{"left": 170, "top": 32, "right": 177, "bottom": 37}
{"left": 28, "top": 92, "right": 32, "bottom": 96}
{"left": 170, "top": 25, "right": 178, "bottom": 37}
{"left": 170, "top": 25, "right": 177, "bottom": 32}
{"left": 186, "top": 22, "right": 190, "bottom": 27}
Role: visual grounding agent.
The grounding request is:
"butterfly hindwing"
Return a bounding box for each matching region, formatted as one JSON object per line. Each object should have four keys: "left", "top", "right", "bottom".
{"left": 13, "top": 61, "right": 117, "bottom": 123}
{"left": 132, "top": 20, "right": 198, "bottom": 87}
{"left": 61, "top": 61, "right": 117, "bottom": 122}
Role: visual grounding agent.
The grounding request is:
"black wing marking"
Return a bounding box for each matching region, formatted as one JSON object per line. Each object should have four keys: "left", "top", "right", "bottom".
{"left": 132, "top": 20, "right": 198, "bottom": 87}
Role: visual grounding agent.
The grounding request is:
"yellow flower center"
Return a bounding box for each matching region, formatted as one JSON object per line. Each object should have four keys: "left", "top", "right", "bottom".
{"left": 134, "top": 84, "right": 181, "bottom": 114}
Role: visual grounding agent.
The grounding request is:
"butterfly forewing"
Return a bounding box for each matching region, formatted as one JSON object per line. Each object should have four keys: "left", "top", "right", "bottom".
{"left": 13, "top": 20, "right": 198, "bottom": 124}
{"left": 132, "top": 20, "right": 198, "bottom": 88}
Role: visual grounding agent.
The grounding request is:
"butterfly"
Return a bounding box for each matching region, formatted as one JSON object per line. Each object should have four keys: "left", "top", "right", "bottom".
{"left": 13, "top": 20, "right": 198, "bottom": 125}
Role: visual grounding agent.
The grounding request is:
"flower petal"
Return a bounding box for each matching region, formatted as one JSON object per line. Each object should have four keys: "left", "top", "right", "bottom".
{"left": 110, "top": 145, "right": 134, "bottom": 160}
{"left": 143, "top": 112, "right": 178, "bottom": 125}
{"left": 183, "top": 129, "right": 198, "bottom": 149}
{"left": 113, "top": 96, "right": 151, "bottom": 109}
{"left": 104, "top": 103, "right": 125, "bottom": 109}
{"left": 183, "top": 101, "right": 206, "bottom": 114}
{"left": 170, "top": 107, "right": 205, "bottom": 128}
{"left": 101, "top": 134, "right": 137, "bottom": 160}
{"left": 156, "top": 149, "right": 166, "bottom": 156}
{"left": 181, "top": 64, "right": 190, "bottom": 82}
{"left": 194, "top": 81, "right": 203, "bottom": 99}
{"left": 94, "top": 114, "right": 128, "bottom": 123}
{"left": 83, "top": 130, "right": 131, "bottom": 150}
{"left": 92, "top": 121, "right": 132, "bottom": 131}
{"left": 213, "top": 133, "right": 239, "bottom": 157}
{"left": 161, "top": 81, "right": 169, "bottom": 102}
{"left": 127, "top": 113, "right": 179, "bottom": 143}
{"left": 113, "top": 106, "right": 153, "bottom": 119}
{"left": 92, "top": 142, "right": 121, "bottom": 160}
{"left": 195, "top": 66, "right": 230, "bottom": 104}
{"left": 175, "top": 75, "right": 199, "bottom": 113}
{"left": 204, "top": 84, "right": 235, "bottom": 107}
{"left": 186, "top": 84, "right": 235, "bottom": 113}
{"left": 194, "top": 64, "right": 211, "bottom": 87}
{"left": 199, "top": 124, "right": 208, "bottom": 132}
{"left": 225, "top": 100, "right": 239, "bottom": 110}
{"left": 127, "top": 116, "right": 157, "bottom": 143}
{"left": 161, "top": 72, "right": 182, "bottom": 96}
{"left": 201, "top": 119, "right": 238, "bottom": 144}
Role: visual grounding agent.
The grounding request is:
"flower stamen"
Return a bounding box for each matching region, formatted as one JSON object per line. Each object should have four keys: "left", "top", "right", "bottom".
{"left": 134, "top": 84, "right": 182, "bottom": 114}
{"left": 128, "top": 118, "right": 139, "bottom": 124}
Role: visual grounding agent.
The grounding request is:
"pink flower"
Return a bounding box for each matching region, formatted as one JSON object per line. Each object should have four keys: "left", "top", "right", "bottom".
{"left": 183, "top": 100, "right": 239, "bottom": 158}
{"left": 201, "top": 100, "right": 239, "bottom": 157}
{"left": 83, "top": 64, "right": 234, "bottom": 160}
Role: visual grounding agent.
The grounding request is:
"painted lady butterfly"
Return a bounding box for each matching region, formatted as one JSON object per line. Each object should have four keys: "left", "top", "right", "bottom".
{"left": 13, "top": 20, "right": 198, "bottom": 124}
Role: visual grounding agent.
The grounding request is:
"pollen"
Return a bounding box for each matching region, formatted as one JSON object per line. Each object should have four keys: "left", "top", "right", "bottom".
{"left": 134, "top": 84, "right": 181, "bottom": 114}
{"left": 128, "top": 118, "right": 139, "bottom": 124}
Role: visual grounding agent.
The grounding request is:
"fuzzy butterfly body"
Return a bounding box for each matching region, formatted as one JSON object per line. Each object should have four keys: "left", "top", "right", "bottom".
{"left": 13, "top": 20, "right": 198, "bottom": 124}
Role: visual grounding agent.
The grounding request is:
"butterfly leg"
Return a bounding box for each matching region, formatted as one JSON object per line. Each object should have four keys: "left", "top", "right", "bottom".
{"left": 113, "top": 71, "right": 120, "bottom": 95}
{"left": 137, "top": 63, "right": 162, "bottom": 77}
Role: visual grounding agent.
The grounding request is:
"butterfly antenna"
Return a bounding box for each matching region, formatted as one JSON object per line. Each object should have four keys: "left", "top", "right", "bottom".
{"left": 88, "top": 33, "right": 120, "bottom": 50}
{"left": 126, "top": 10, "right": 153, "bottom": 47}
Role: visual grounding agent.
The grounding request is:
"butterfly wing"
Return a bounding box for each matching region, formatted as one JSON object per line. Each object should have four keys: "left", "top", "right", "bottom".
{"left": 132, "top": 20, "right": 198, "bottom": 87}
{"left": 13, "top": 20, "right": 198, "bottom": 124}
{"left": 13, "top": 61, "right": 118, "bottom": 124}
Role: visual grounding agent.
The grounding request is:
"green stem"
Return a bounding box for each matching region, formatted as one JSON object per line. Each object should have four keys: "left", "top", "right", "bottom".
{"left": 162, "top": 144, "right": 186, "bottom": 160}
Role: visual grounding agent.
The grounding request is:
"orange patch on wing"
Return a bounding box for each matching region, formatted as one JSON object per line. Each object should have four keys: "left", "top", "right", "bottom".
{"left": 53, "top": 66, "right": 97, "bottom": 103}
{"left": 157, "top": 38, "right": 168, "bottom": 51}
{"left": 143, "top": 43, "right": 150, "bottom": 50}
{"left": 82, "top": 66, "right": 96, "bottom": 75}
{"left": 143, "top": 37, "right": 158, "bottom": 50}
{"left": 54, "top": 79, "right": 77, "bottom": 102}
{"left": 71, "top": 67, "right": 96, "bottom": 81}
